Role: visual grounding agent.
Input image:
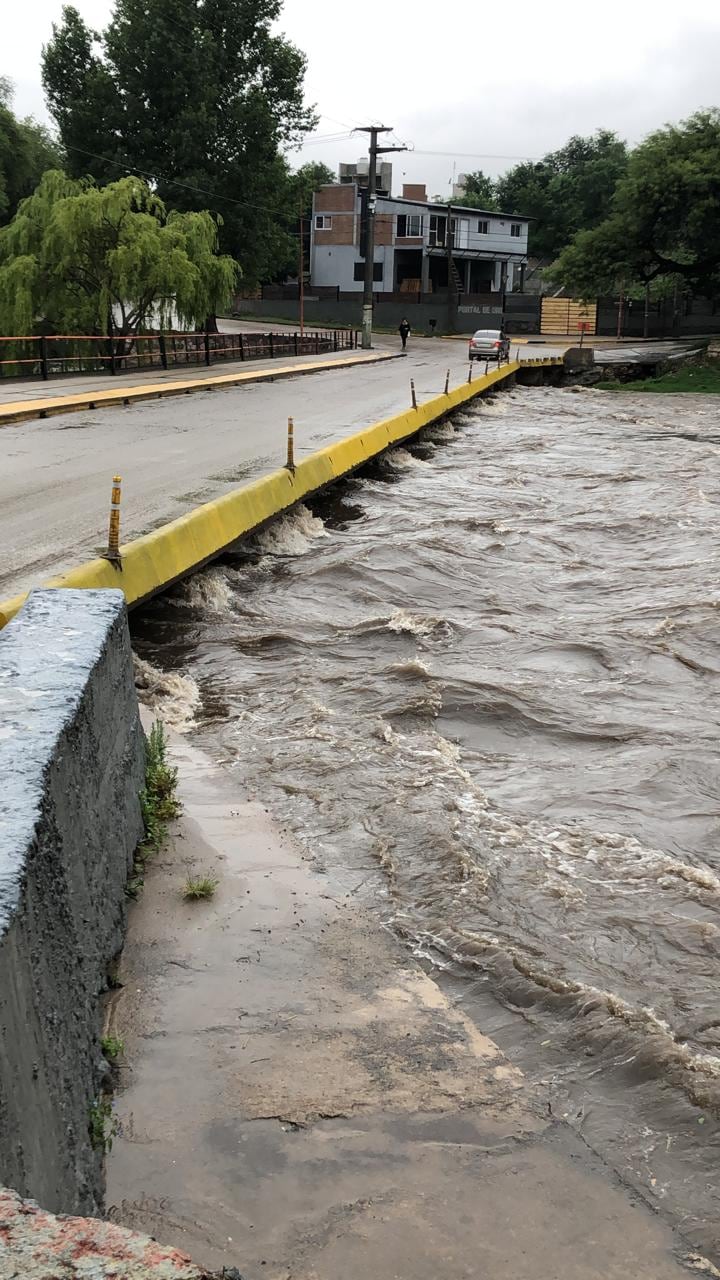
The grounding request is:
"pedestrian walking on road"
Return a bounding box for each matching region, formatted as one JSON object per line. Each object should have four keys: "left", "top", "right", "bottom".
{"left": 399, "top": 318, "right": 411, "bottom": 352}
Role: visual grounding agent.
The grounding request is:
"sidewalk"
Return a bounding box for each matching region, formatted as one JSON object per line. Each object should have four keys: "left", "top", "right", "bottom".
{"left": 0, "top": 349, "right": 396, "bottom": 424}
{"left": 106, "top": 735, "right": 698, "bottom": 1279}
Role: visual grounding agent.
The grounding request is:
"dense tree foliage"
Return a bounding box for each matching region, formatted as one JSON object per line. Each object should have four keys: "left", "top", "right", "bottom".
{"left": 437, "top": 135, "right": 628, "bottom": 262}
{"left": 293, "top": 162, "right": 335, "bottom": 223}
{"left": 0, "top": 79, "right": 63, "bottom": 227}
{"left": 552, "top": 111, "right": 720, "bottom": 297}
{"left": 0, "top": 171, "right": 238, "bottom": 335}
{"left": 494, "top": 131, "right": 628, "bottom": 260}
{"left": 41, "top": 0, "right": 316, "bottom": 285}
{"left": 452, "top": 171, "right": 498, "bottom": 210}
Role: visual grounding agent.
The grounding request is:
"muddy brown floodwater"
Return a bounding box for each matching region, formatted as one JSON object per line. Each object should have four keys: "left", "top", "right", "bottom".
{"left": 133, "top": 383, "right": 720, "bottom": 1257}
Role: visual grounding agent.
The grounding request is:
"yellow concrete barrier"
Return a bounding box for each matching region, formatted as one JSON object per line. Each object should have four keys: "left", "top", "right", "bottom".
{"left": 0, "top": 359, "right": 558, "bottom": 628}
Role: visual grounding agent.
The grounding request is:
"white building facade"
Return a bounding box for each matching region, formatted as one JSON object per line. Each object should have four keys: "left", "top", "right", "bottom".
{"left": 310, "top": 183, "right": 530, "bottom": 299}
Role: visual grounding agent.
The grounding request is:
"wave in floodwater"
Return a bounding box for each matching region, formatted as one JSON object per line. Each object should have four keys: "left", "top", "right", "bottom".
{"left": 133, "top": 655, "right": 200, "bottom": 733}
{"left": 132, "top": 385, "right": 720, "bottom": 1248}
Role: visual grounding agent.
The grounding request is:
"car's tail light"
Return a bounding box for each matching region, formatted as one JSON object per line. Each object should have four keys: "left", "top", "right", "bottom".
{"left": 493, "top": 340, "right": 500, "bottom": 347}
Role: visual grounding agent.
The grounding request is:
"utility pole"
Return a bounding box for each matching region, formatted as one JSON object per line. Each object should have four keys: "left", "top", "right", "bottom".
{"left": 356, "top": 125, "right": 408, "bottom": 349}
{"left": 446, "top": 203, "right": 457, "bottom": 334}
{"left": 298, "top": 206, "right": 305, "bottom": 339}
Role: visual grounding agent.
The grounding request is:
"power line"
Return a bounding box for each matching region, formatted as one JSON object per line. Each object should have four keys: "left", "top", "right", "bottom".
{"left": 318, "top": 112, "right": 361, "bottom": 131}
{"left": 408, "top": 148, "right": 542, "bottom": 162}
{"left": 301, "top": 131, "right": 354, "bottom": 147}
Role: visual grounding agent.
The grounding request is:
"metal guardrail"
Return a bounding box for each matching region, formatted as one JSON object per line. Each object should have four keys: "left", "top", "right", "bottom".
{"left": 0, "top": 328, "right": 359, "bottom": 382}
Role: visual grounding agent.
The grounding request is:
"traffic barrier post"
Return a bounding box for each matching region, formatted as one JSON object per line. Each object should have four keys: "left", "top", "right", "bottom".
{"left": 286, "top": 417, "right": 295, "bottom": 472}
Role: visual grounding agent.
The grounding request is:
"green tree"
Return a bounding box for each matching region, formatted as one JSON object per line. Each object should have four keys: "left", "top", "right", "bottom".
{"left": 0, "top": 171, "right": 238, "bottom": 336}
{"left": 495, "top": 131, "right": 628, "bottom": 260}
{"left": 551, "top": 111, "right": 720, "bottom": 297}
{"left": 260, "top": 162, "right": 335, "bottom": 285}
{"left": 293, "top": 162, "right": 335, "bottom": 223}
{"left": 41, "top": 1, "right": 316, "bottom": 285}
{"left": 0, "top": 79, "right": 64, "bottom": 227}
{"left": 456, "top": 171, "right": 498, "bottom": 209}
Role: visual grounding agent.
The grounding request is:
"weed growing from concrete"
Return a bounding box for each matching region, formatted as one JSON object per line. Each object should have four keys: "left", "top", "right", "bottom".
{"left": 183, "top": 874, "right": 219, "bottom": 901}
{"left": 126, "top": 721, "right": 181, "bottom": 900}
{"left": 101, "top": 1035, "right": 124, "bottom": 1062}
{"left": 140, "top": 722, "right": 181, "bottom": 857}
{"left": 89, "top": 1097, "right": 119, "bottom": 1154}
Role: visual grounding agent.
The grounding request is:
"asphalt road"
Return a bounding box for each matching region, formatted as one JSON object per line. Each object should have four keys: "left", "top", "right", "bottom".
{"left": 0, "top": 340, "right": 534, "bottom": 600}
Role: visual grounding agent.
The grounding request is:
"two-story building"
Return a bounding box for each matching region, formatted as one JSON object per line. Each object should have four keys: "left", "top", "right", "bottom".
{"left": 310, "top": 181, "right": 530, "bottom": 300}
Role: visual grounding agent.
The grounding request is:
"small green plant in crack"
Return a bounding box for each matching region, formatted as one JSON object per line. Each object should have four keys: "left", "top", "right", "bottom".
{"left": 127, "top": 721, "right": 181, "bottom": 900}
{"left": 89, "top": 1096, "right": 119, "bottom": 1154}
{"left": 139, "top": 721, "right": 181, "bottom": 859}
{"left": 101, "top": 1035, "right": 125, "bottom": 1063}
{"left": 183, "top": 873, "right": 219, "bottom": 901}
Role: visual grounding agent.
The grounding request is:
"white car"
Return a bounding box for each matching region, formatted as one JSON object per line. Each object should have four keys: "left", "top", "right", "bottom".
{"left": 469, "top": 329, "right": 510, "bottom": 362}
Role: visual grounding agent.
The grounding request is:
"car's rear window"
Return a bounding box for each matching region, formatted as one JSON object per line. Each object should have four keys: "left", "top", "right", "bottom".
{"left": 472, "top": 330, "right": 501, "bottom": 339}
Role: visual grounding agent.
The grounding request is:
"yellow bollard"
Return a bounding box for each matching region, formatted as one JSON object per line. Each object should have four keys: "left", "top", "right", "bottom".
{"left": 444, "top": 368, "right": 450, "bottom": 394}
{"left": 286, "top": 416, "right": 295, "bottom": 471}
{"left": 411, "top": 379, "right": 417, "bottom": 409}
{"left": 104, "top": 475, "right": 122, "bottom": 566}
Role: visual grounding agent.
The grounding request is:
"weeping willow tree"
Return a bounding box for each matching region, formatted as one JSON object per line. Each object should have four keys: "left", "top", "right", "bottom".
{"left": 0, "top": 170, "right": 239, "bottom": 336}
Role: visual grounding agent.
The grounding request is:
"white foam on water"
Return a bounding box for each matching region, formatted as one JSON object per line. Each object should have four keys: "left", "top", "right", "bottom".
{"left": 181, "top": 566, "right": 234, "bottom": 613}
{"left": 386, "top": 447, "right": 429, "bottom": 469}
{"left": 471, "top": 398, "right": 508, "bottom": 416}
{"left": 133, "top": 656, "right": 201, "bottom": 733}
{"left": 423, "top": 422, "right": 457, "bottom": 442}
{"left": 256, "top": 503, "right": 328, "bottom": 556}
{"left": 386, "top": 609, "right": 446, "bottom": 637}
{"left": 387, "top": 658, "right": 434, "bottom": 680}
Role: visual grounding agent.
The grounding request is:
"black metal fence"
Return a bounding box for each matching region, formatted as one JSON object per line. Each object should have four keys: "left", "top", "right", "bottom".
{"left": 0, "top": 327, "right": 358, "bottom": 382}
{"left": 596, "top": 296, "right": 720, "bottom": 338}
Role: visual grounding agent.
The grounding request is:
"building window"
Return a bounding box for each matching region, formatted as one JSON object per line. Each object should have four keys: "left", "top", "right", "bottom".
{"left": 510, "top": 223, "right": 522, "bottom": 238}
{"left": 477, "top": 220, "right": 489, "bottom": 235}
{"left": 354, "top": 261, "right": 383, "bottom": 282}
{"left": 397, "top": 213, "right": 423, "bottom": 237}
{"left": 429, "top": 214, "right": 446, "bottom": 248}
{"left": 315, "top": 215, "right": 333, "bottom": 230}
{"left": 452, "top": 217, "right": 469, "bottom": 248}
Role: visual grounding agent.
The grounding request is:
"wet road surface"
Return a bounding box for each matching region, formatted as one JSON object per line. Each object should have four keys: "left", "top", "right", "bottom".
{"left": 0, "top": 341, "right": 535, "bottom": 600}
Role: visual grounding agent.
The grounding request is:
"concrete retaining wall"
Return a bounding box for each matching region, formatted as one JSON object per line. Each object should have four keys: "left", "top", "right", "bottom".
{"left": 0, "top": 590, "right": 145, "bottom": 1214}
{"left": 235, "top": 297, "right": 508, "bottom": 335}
{"left": 237, "top": 294, "right": 544, "bottom": 334}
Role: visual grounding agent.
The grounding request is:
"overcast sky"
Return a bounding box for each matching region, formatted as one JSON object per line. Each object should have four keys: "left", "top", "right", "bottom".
{"left": 6, "top": 0, "right": 720, "bottom": 196}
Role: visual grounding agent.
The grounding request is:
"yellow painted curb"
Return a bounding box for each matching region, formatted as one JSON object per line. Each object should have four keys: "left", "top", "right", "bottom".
{"left": 0, "top": 358, "right": 561, "bottom": 628}
{"left": 0, "top": 351, "right": 396, "bottom": 427}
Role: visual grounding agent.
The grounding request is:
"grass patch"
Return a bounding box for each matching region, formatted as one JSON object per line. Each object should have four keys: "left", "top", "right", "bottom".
{"left": 598, "top": 359, "right": 720, "bottom": 393}
{"left": 100, "top": 1035, "right": 124, "bottom": 1063}
{"left": 183, "top": 873, "right": 219, "bottom": 901}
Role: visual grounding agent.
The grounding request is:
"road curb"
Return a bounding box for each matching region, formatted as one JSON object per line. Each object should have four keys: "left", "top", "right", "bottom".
{"left": 0, "top": 351, "right": 400, "bottom": 427}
